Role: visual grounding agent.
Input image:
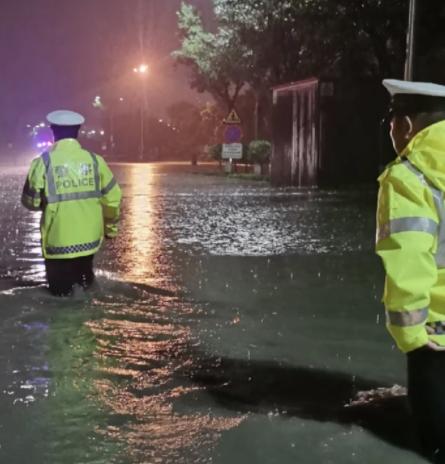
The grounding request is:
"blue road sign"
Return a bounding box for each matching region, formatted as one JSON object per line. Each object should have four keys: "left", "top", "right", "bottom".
{"left": 224, "top": 125, "right": 242, "bottom": 144}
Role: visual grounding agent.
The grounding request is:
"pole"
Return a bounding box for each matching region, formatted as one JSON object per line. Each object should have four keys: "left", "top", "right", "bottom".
{"left": 140, "top": 103, "right": 144, "bottom": 160}
{"left": 404, "top": 0, "right": 417, "bottom": 81}
{"left": 109, "top": 109, "right": 115, "bottom": 157}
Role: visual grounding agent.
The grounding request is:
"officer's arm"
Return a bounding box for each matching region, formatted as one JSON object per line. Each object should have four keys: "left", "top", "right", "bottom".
{"left": 376, "top": 171, "right": 438, "bottom": 353}
{"left": 98, "top": 157, "right": 122, "bottom": 238}
{"left": 21, "top": 158, "right": 45, "bottom": 211}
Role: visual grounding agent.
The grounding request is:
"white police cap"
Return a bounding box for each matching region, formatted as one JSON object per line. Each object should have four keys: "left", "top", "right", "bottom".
{"left": 383, "top": 79, "right": 445, "bottom": 97}
{"left": 46, "top": 110, "right": 85, "bottom": 126}
{"left": 383, "top": 79, "right": 445, "bottom": 114}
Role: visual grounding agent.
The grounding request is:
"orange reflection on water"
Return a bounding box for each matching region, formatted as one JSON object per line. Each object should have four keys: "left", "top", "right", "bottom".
{"left": 87, "top": 301, "right": 246, "bottom": 464}
{"left": 122, "top": 163, "right": 159, "bottom": 284}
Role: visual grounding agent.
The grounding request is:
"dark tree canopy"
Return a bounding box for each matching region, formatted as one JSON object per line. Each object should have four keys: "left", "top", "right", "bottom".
{"left": 174, "top": 0, "right": 409, "bottom": 104}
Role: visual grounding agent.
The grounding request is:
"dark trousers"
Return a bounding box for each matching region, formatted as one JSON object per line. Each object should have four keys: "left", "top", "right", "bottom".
{"left": 45, "top": 255, "right": 95, "bottom": 296}
{"left": 408, "top": 348, "right": 445, "bottom": 463}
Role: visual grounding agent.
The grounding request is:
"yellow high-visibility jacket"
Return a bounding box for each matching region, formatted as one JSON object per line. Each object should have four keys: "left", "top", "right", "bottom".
{"left": 21, "top": 139, "right": 122, "bottom": 259}
{"left": 376, "top": 120, "right": 445, "bottom": 353}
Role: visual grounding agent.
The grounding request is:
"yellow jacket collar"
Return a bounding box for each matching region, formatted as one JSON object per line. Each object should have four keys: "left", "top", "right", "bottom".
{"left": 402, "top": 120, "right": 445, "bottom": 191}
{"left": 51, "top": 139, "right": 81, "bottom": 151}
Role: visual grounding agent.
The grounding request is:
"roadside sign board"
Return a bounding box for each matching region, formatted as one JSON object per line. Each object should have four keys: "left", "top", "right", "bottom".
{"left": 224, "top": 125, "right": 242, "bottom": 144}
{"left": 222, "top": 143, "right": 243, "bottom": 160}
{"left": 224, "top": 109, "right": 241, "bottom": 125}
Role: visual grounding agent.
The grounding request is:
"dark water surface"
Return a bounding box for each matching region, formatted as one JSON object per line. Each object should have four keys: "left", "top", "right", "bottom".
{"left": 0, "top": 163, "right": 428, "bottom": 463}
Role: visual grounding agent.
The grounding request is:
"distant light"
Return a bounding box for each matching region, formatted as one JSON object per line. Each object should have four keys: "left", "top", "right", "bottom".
{"left": 119, "top": 97, "right": 124, "bottom": 102}
{"left": 158, "top": 119, "right": 163, "bottom": 123}
{"left": 39, "top": 123, "right": 45, "bottom": 128}
{"left": 134, "top": 64, "right": 149, "bottom": 74}
{"left": 37, "top": 141, "right": 52, "bottom": 149}
{"left": 100, "top": 130, "right": 105, "bottom": 136}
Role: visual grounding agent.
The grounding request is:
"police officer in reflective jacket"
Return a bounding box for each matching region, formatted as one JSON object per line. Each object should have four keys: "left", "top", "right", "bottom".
{"left": 22, "top": 110, "right": 122, "bottom": 296}
{"left": 377, "top": 80, "right": 445, "bottom": 462}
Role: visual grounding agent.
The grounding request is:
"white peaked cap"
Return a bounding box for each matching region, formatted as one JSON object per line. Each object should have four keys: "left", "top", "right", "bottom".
{"left": 46, "top": 110, "right": 85, "bottom": 126}
{"left": 383, "top": 79, "right": 445, "bottom": 97}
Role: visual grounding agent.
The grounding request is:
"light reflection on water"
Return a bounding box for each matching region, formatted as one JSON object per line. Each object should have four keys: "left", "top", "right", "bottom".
{"left": 123, "top": 164, "right": 158, "bottom": 283}
{"left": 21, "top": 211, "right": 46, "bottom": 281}
{"left": 87, "top": 297, "right": 244, "bottom": 464}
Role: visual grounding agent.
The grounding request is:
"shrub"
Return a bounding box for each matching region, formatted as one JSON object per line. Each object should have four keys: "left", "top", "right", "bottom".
{"left": 208, "top": 144, "right": 222, "bottom": 161}
{"left": 247, "top": 140, "right": 272, "bottom": 164}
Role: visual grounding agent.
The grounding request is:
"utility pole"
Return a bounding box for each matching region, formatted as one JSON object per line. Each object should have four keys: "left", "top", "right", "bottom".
{"left": 404, "top": 0, "right": 417, "bottom": 80}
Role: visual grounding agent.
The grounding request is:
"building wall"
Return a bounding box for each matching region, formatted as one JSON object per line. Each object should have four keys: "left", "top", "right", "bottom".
{"left": 271, "top": 78, "right": 388, "bottom": 187}
{"left": 271, "top": 79, "right": 320, "bottom": 187}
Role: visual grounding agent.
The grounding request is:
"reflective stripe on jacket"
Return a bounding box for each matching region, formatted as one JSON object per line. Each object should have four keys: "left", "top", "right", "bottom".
{"left": 376, "top": 120, "right": 445, "bottom": 353}
{"left": 21, "top": 139, "right": 122, "bottom": 259}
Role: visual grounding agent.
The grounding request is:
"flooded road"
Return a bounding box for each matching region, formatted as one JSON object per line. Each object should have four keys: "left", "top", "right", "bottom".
{"left": 0, "top": 163, "right": 428, "bottom": 463}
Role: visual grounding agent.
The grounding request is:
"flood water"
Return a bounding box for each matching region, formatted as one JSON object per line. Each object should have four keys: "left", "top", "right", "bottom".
{"left": 0, "top": 162, "right": 429, "bottom": 463}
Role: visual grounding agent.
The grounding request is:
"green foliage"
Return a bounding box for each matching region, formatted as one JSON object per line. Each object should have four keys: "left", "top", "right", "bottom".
{"left": 247, "top": 140, "right": 272, "bottom": 164}
{"left": 165, "top": 101, "right": 225, "bottom": 160}
{"left": 173, "top": 2, "right": 254, "bottom": 110}
{"left": 174, "top": 0, "right": 409, "bottom": 142}
{"left": 214, "top": 0, "right": 407, "bottom": 81}
{"left": 208, "top": 143, "right": 222, "bottom": 161}
{"left": 175, "top": 0, "right": 407, "bottom": 96}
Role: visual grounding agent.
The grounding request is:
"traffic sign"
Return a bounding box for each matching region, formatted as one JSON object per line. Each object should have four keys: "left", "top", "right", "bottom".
{"left": 224, "top": 109, "right": 241, "bottom": 125}
{"left": 222, "top": 143, "right": 243, "bottom": 160}
{"left": 224, "top": 125, "right": 242, "bottom": 144}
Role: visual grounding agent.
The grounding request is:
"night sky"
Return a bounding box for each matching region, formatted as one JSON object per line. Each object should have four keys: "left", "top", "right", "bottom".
{"left": 0, "top": 0, "right": 212, "bottom": 144}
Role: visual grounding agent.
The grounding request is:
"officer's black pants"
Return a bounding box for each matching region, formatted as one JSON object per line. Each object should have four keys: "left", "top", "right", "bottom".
{"left": 408, "top": 348, "right": 445, "bottom": 463}
{"left": 45, "top": 255, "right": 95, "bottom": 296}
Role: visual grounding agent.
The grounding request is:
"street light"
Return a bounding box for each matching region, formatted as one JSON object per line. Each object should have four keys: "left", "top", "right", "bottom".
{"left": 133, "top": 64, "right": 149, "bottom": 74}
{"left": 133, "top": 64, "right": 150, "bottom": 160}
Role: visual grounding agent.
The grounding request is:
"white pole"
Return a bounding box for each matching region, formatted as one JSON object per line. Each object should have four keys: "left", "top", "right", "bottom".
{"left": 404, "top": 0, "right": 417, "bottom": 81}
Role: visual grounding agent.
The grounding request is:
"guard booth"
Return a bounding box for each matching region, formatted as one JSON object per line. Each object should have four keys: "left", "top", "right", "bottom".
{"left": 271, "top": 77, "right": 388, "bottom": 187}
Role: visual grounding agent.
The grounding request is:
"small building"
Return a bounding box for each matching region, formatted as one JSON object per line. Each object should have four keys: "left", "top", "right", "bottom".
{"left": 271, "top": 77, "right": 390, "bottom": 187}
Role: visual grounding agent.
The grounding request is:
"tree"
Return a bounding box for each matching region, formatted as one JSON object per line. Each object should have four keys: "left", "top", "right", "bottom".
{"left": 173, "top": 2, "right": 254, "bottom": 111}
{"left": 166, "top": 101, "right": 225, "bottom": 162}
{"left": 174, "top": 0, "right": 412, "bottom": 144}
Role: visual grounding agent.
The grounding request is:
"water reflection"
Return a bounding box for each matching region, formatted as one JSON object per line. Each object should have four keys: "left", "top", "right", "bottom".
{"left": 81, "top": 164, "right": 245, "bottom": 462}
{"left": 121, "top": 164, "right": 159, "bottom": 284}
{"left": 87, "top": 290, "right": 245, "bottom": 464}
{"left": 21, "top": 211, "right": 46, "bottom": 282}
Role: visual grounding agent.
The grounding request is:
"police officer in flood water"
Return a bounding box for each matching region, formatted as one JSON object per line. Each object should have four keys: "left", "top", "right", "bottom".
{"left": 22, "top": 110, "right": 122, "bottom": 296}
{"left": 376, "top": 80, "right": 445, "bottom": 462}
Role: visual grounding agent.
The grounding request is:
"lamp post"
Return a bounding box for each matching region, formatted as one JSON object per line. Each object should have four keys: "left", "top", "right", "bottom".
{"left": 404, "top": 0, "right": 417, "bottom": 81}
{"left": 133, "top": 64, "right": 149, "bottom": 160}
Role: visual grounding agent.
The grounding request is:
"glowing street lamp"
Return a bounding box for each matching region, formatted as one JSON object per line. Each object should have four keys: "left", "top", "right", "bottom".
{"left": 133, "top": 64, "right": 149, "bottom": 74}
{"left": 133, "top": 64, "right": 150, "bottom": 160}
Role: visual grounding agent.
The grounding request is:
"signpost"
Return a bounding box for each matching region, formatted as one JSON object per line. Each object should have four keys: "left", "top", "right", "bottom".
{"left": 222, "top": 109, "right": 242, "bottom": 170}
{"left": 222, "top": 143, "right": 243, "bottom": 160}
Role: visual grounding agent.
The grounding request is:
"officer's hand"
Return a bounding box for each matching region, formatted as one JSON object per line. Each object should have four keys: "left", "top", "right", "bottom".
{"left": 425, "top": 340, "right": 445, "bottom": 351}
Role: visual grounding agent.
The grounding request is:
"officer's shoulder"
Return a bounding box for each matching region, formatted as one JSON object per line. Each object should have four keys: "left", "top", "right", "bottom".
{"left": 378, "top": 159, "right": 402, "bottom": 183}
{"left": 88, "top": 152, "right": 106, "bottom": 164}
{"left": 29, "top": 153, "right": 46, "bottom": 166}
{"left": 380, "top": 158, "right": 426, "bottom": 189}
